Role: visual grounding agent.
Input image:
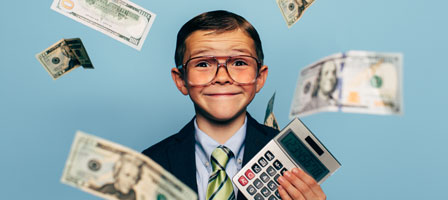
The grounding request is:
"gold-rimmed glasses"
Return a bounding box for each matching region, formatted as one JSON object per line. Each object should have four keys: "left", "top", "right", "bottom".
{"left": 178, "top": 55, "right": 261, "bottom": 86}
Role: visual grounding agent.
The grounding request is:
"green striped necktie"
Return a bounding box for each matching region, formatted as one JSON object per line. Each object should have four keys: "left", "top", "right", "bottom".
{"left": 206, "top": 146, "right": 236, "bottom": 200}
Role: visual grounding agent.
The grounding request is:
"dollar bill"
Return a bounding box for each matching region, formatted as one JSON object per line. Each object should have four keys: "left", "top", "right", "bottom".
{"left": 36, "top": 38, "right": 93, "bottom": 80}
{"left": 61, "top": 131, "right": 198, "bottom": 200}
{"left": 289, "top": 51, "right": 403, "bottom": 117}
{"left": 264, "top": 92, "right": 280, "bottom": 130}
{"left": 51, "top": 0, "right": 156, "bottom": 51}
{"left": 276, "top": 0, "right": 315, "bottom": 28}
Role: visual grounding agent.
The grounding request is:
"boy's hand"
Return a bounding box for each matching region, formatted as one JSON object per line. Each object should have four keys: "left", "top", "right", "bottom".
{"left": 277, "top": 168, "right": 326, "bottom": 200}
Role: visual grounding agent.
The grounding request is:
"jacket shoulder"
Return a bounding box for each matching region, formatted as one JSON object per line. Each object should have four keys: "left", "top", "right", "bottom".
{"left": 142, "top": 133, "right": 178, "bottom": 158}
{"left": 247, "top": 114, "right": 279, "bottom": 139}
{"left": 258, "top": 123, "right": 280, "bottom": 137}
{"left": 141, "top": 118, "right": 195, "bottom": 168}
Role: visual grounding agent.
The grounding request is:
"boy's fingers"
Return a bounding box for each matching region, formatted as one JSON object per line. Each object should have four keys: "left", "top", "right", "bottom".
{"left": 278, "top": 175, "right": 305, "bottom": 200}
{"left": 284, "top": 170, "right": 315, "bottom": 199}
{"left": 292, "top": 168, "right": 327, "bottom": 199}
{"left": 278, "top": 185, "right": 293, "bottom": 200}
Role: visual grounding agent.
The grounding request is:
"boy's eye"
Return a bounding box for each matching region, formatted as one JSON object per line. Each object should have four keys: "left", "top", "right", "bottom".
{"left": 232, "top": 60, "right": 248, "bottom": 66}
{"left": 194, "top": 61, "right": 210, "bottom": 67}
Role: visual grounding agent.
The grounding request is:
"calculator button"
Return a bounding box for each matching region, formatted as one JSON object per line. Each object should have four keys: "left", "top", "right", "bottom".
{"left": 267, "top": 180, "right": 277, "bottom": 191}
{"left": 265, "top": 151, "right": 275, "bottom": 161}
{"left": 260, "top": 172, "right": 270, "bottom": 183}
{"left": 254, "top": 178, "right": 263, "bottom": 189}
{"left": 280, "top": 168, "right": 287, "bottom": 176}
{"left": 261, "top": 187, "right": 271, "bottom": 197}
{"left": 274, "top": 174, "right": 280, "bottom": 184}
{"left": 275, "top": 190, "right": 281, "bottom": 198}
{"left": 252, "top": 163, "right": 262, "bottom": 173}
{"left": 273, "top": 160, "right": 283, "bottom": 170}
{"left": 246, "top": 185, "right": 257, "bottom": 195}
{"left": 238, "top": 176, "right": 248, "bottom": 186}
{"left": 258, "top": 157, "right": 268, "bottom": 167}
{"left": 245, "top": 169, "right": 255, "bottom": 180}
{"left": 254, "top": 193, "right": 264, "bottom": 200}
{"left": 268, "top": 195, "right": 278, "bottom": 200}
{"left": 266, "top": 166, "right": 276, "bottom": 177}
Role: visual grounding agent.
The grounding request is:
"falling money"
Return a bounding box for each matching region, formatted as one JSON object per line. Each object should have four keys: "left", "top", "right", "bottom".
{"left": 36, "top": 38, "right": 93, "bottom": 80}
{"left": 290, "top": 51, "right": 403, "bottom": 117}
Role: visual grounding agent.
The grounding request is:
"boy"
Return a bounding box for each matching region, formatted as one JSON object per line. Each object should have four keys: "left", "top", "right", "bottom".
{"left": 143, "top": 10, "right": 326, "bottom": 200}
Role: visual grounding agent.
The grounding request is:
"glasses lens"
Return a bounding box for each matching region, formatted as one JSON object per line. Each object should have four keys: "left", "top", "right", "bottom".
{"left": 227, "top": 56, "right": 258, "bottom": 84}
{"left": 185, "top": 56, "right": 259, "bottom": 85}
{"left": 186, "top": 57, "right": 218, "bottom": 85}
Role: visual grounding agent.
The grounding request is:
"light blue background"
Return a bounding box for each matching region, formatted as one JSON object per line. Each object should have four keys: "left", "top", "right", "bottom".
{"left": 1, "top": 0, "right": 447, "bottom": 199}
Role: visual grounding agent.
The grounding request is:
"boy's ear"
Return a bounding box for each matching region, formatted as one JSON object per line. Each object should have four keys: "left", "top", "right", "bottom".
{"left": 171, "top": 67, "right": 189, "bottom": 95}
{"left": 255, "top": 65, "right": 268, "bottom": 93}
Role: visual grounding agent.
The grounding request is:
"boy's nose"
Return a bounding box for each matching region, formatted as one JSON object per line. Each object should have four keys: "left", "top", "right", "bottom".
{"left": 212, "top": 64, "right": 234, "bottom": 84}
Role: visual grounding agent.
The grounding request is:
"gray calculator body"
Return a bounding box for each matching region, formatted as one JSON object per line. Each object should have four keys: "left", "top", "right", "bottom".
{"left": 232, "top": 118, "right": 341, "bottom": 200}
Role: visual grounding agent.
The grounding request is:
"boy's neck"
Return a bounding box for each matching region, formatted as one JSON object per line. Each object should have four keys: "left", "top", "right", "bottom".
{"left": 195, "top": 111, "right": 247, "bottom": 145}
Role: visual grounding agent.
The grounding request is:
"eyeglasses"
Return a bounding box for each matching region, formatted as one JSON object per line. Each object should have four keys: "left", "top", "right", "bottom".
{"left": 178, "top": 55, "right": 261, "bottom": 86}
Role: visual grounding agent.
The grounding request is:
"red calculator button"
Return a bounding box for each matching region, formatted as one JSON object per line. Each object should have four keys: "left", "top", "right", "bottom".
{"left": 245, "top": 169, "right": 255, "bottom": 180}
{"left": 238, "top": 176, "right": 248, "bottom": 186}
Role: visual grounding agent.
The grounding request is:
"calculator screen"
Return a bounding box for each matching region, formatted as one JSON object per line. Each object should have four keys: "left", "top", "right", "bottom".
{"left": 279, "top": 131, "right": 329, "bottom": 181}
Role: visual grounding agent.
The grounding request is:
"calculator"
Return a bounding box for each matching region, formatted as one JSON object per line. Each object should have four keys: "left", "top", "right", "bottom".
{"left": 232, "top": 118, "right": 341, "bottom": 200}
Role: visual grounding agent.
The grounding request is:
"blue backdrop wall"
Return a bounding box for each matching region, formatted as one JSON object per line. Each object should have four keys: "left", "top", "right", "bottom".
{"left": 1, "top": 0, "right": 447, "bottom": 199}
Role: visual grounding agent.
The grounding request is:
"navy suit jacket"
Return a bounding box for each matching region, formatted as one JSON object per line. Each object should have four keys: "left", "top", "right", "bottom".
{"left": 142, "top": 114, "right": 279, "bottom": 200}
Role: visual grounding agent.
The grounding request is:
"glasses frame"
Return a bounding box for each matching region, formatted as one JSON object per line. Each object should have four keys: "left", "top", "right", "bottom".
{"left": 177, "top": 55, "right": 262, "bottom": 86}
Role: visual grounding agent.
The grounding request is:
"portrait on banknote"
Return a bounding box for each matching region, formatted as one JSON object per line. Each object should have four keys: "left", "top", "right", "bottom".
{"left": 291, "top": 59, "right": 341, "bottom": 116}
{"left": 60, "top": 42, "right": 80, "bottom": 72}
{"left": 88, "top": 153, "right": 144, "bottom": 200}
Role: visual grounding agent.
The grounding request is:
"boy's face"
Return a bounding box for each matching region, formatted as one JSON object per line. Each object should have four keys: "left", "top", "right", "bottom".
{"left": 172, "top": 29, "right": 268, "bottom": 122}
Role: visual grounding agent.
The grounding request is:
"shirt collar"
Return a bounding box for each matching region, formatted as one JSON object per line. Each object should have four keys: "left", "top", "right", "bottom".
{"left": 194, "top": 117, "right": 247, "bottom": 161}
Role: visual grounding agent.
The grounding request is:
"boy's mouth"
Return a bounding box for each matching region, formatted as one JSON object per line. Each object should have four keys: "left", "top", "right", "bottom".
{"left": 204, "top": 92, "right": 241, "bottom": 96}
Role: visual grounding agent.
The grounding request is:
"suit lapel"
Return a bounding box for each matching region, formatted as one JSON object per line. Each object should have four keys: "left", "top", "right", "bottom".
{"left": 166, "top": 119, "right": 198, "bottom": 193}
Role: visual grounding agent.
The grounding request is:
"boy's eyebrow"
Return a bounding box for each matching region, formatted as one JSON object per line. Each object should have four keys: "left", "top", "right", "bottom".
{"left": 233, "top": 48, "right": 253, "bottom": 55}
{"left": 190, "top": 49, "right": 212, "bottom": 56}
{"left": 190, "top": 48, "right": 254, "bottom": 57}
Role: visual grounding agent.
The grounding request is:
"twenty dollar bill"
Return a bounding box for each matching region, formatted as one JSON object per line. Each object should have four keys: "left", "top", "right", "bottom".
{"left": 290, "top": 51, "right": 403, "bottom": 117}
{"left": 36, "top": 38, "right": 93, "bottom": 80}
{"left": 276, "top": 0, "right": 315, "bottom": 28}
{"left": 51, "top": 0, "right": 156, "bottom": 51}
{"left": 61, "top": 131, "right": 197, "bottom": 200}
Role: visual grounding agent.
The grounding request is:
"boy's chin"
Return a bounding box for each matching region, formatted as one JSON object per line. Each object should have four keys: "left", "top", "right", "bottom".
{"left": 195, "top": 107, "right": 246, "bottom": 124}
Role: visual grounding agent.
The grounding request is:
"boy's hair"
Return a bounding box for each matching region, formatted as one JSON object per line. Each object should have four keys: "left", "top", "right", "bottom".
{"left": 174, "top": 10, "right": 264, "bottom": 67}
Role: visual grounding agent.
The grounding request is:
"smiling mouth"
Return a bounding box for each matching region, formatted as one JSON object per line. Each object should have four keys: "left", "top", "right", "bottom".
{"left": 205, "top": 93, "right": 240, "bottom": 96}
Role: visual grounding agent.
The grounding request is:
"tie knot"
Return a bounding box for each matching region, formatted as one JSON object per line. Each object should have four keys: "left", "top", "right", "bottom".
{"left": 210, "top": 146, "right": 233, "bottom": 171}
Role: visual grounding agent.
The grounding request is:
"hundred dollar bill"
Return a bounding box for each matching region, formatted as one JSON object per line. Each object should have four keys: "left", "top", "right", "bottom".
{"left": 61, "top": 131, "right": 198, "bottom": 200}
{"left": 264, "top": 92, "right": 280, "bottom": 130}
{"left": 289, "top": 51, "right": 403, "bottom": 117}
{"left": 276, "top": 0, "right": 315, "bottom": 28}
{"left": 36, "top": 38, "right": 93, "bottom": 80}
{"left": 51, "top": 0, "right": 156, "bottom": 51}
